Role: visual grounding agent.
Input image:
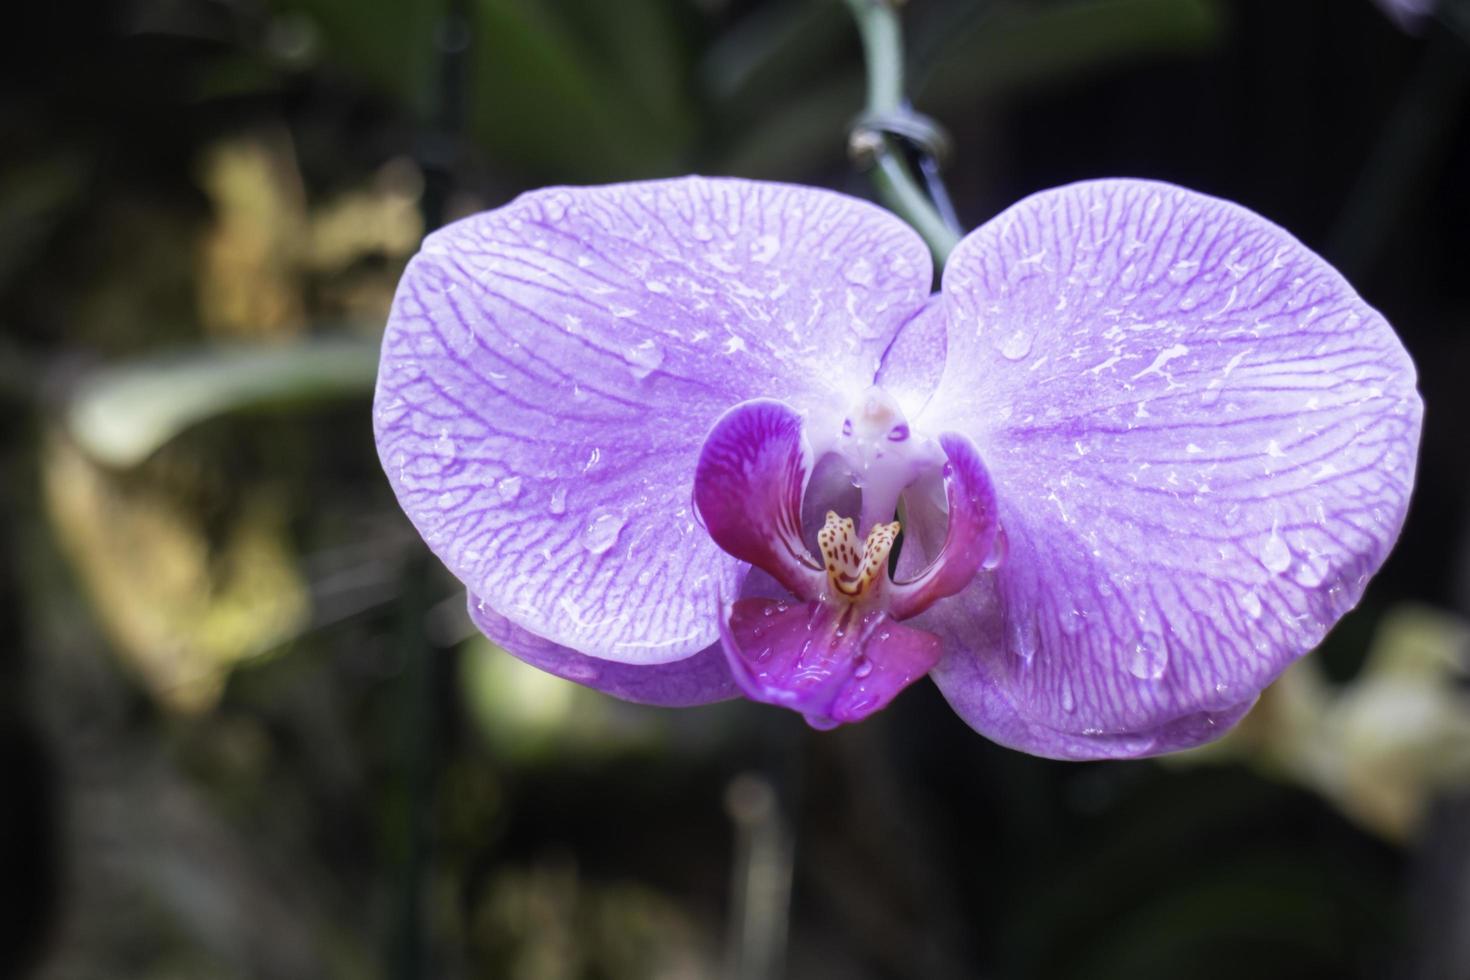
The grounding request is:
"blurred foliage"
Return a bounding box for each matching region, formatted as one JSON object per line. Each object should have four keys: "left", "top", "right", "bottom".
{"left": 3, "top": 0, "right": 1469, "bottom": 978}
{"left": 43, "top": 434, "right": 309, "bottom": 711}
{"left": 66, "top": 338, "right": 379, "bottom": 467}
{"left": 1183, "top": 603, "right": 1470, "bottom": 841}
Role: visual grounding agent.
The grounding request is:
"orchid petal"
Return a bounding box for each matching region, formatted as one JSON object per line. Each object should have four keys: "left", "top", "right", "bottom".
{"left": 375, "top": 178, "right": 931, "bottom": 662}
{"left": 693, "top": 399, "right": 826, "bottom": 600}
{"left": 467, "top": 593, "right": 738, "bottom": 706}
{"left": 888, "top": 431, "right": 999, "bottom": 620}
{"left": 717, "top": 598, "right": 941, "bottom": 728}
{"left": 875, "top": 295, "right": 948, "bottom": 421}
{"left": 920, "top": 179, "right": 1421, "bottom": 759}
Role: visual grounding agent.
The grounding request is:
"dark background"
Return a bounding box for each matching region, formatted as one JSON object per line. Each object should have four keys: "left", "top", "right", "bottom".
{"left": 2, "top": 1, "right": 1468, "bottom": 977}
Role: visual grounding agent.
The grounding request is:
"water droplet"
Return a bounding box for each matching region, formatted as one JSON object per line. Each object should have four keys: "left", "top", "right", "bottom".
{"left": 844, "top": 257, "right": 875, "bottom": 286}
{"left": 1200, "top": 381, "right": 1223, "bottom": 407}
{"left": 548, "top": 487, "right": 568, "bottom": 515}
{"left": 751, "top": 234, "right": 780, "bottom": 263}
{"left": 999, "top": 329, "right": 1033, "bottom": 361}
{"left": 1060, "top": 677, "right": 1076, "bottom": 713}
{"left": 982, "top": 527, "right": 1009, "bottom": 571}
{"left": 853, "top": 658, "right": 873, "bottom": 679}
{"left": 1059, "top": 608, "right": 1084, "bottom": 635}
{"left": 580, "top": 509, "right": 625, "bottom": 555}
{"left": 1293, "top": 555, "right": 1328, "bottom": 589}
{"left": 496, "top": 476, "right": 523, "bottom": 503}
{"left": 1167, "top": 258, "right": 1199, "bottom": 284}
{"left": 1126, "top": 633, "right": 1168, "bottom": 680}
{"left": 1009, "top": 613, "right": 1037, "bottom": 664}
{"left": 1240, "top": 591, "right": 1263, "bottom": 619}
{"left": 1259, "top": 531, "right": 1291, "bottom": 574}
{"left": 624, "top": 339, "right": 664, "bottom": 380}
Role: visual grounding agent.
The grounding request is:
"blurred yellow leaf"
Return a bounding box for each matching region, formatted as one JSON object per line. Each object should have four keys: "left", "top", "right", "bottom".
{"left": 43, "top": 435, "right": 310, "bottom": 712}
{"left": 197, "top": 129, "right": 309, "bottom": 339}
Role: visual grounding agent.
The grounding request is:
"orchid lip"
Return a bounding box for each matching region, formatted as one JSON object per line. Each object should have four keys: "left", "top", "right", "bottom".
{"left": 694, "top": 396, "right": 999, "bottom": 726}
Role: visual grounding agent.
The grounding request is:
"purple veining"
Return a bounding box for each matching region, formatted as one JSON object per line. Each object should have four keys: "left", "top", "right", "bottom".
{"left": 375, "top": 176, "right": 1421, "bottom": 760}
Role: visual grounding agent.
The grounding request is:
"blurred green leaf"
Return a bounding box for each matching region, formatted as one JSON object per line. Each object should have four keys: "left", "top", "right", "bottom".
{"left": 719, "top": 72, "right": 863, "bottom": 178}
{"left": 272, "top": 0, "right": 443, "bottom": 117}
{"left": 467, "top": 0, "right": 695, "bottom": 180}
{"left": 67, "top": 336, "right": 379, "bottom": 468}
{"left": 276, "top": 0, "right": 697, "bottom": 180}
{"left": 699, "top": 0, "right": 852, "bottom": 116}
{"left": 918, "top": 0, "right": 1224, "bottom": 107}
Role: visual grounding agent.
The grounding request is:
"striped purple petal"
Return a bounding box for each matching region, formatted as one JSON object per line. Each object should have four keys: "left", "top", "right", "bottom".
{"left": 467, "top": 593, "right": 737, "bottom": 706}
{"left": 917, "top": 179, "right": 1422, "bottom": 759}
{"left": 375, "top": 177, "right": 931, "bottom": 663}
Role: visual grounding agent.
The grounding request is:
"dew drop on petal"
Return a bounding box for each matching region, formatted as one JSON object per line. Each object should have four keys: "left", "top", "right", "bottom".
{"left": 580, "top": 509, "right": 625, "bottom": 555}
{"left": 1059, "top": 608, "right": 1084, "bottom": 635}
{"left": 751, "top": 234, "right": 780, "bottom": 263}
{"left": 548, "top": 487, "right": 568, "bottom": 516}
{"left": 1293, "top": 553, "right": 1328, "bottom": 589}
{"left": 1060, "top": 676, "right": 1076, "bottom": 713}
{"left": 1259, "top": 531, "right": 1292, "bottom": 574}
{"left": 624, "top": 339, "right": 664, "bottom": 380}
{"left": 853, "top": 657, "right": 873, "bottom": 679}
{"left": 1009, "top": 614, "right": 1038, "bottom": 665}
{"left": 1126, "top": 633, "right": 1168, "bottom": 680}
{"left": 844, "top": 257, "right": 875, "bottom": 286}
{"left": 982, "top": 526, "right": 1009, "bottom": 571}
{"left": 1240, "top": 590, "right": 1263, "bottom": 620}
{"left": 1167, "top": 258, "right": 1200, "bottom": 284}
{"left": 999, "top": 329, "right": 1033, "bottom": 361}
{"left": 496, "top": 475, "right": 523, "bottom": 503}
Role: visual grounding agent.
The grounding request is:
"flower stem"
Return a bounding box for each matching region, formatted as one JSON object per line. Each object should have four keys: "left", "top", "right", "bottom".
{"left": 844, "top": 0, "right": 962, "bottom": 269}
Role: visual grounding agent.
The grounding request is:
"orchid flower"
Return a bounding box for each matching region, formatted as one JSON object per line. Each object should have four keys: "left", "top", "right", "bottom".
{"left": 374, "top": 177, "right": 1420, "bottom": 760}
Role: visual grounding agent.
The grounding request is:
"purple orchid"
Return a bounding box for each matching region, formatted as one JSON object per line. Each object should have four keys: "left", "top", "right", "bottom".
{"left": 374, "top": 176, "right": 1420, "bottom": 760}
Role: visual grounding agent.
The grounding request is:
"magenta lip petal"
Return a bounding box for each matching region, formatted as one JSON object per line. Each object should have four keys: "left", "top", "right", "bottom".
{"left": 888, "top": 431, "right": 999, "bottom": 620}
{"left": 694, "top": 399, "right": 827, "bottom": 601}
{"left": 717, "top": 597, "right": 942, "bottom": 728}
{"left": 467, "top": 593, "right": 738, "bottom": 707}
{"left": 916, "top": 178, "right": 1421, "bottom": 759}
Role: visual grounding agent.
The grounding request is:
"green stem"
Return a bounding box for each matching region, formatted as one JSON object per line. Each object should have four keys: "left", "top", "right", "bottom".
{"left": 844, "top": 0, "right": 961, "bottom": 268}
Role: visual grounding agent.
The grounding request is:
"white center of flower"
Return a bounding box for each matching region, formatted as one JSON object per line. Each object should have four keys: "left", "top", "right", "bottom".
{"left": 832, "top": 386, "right": 938, "bottom": 533}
